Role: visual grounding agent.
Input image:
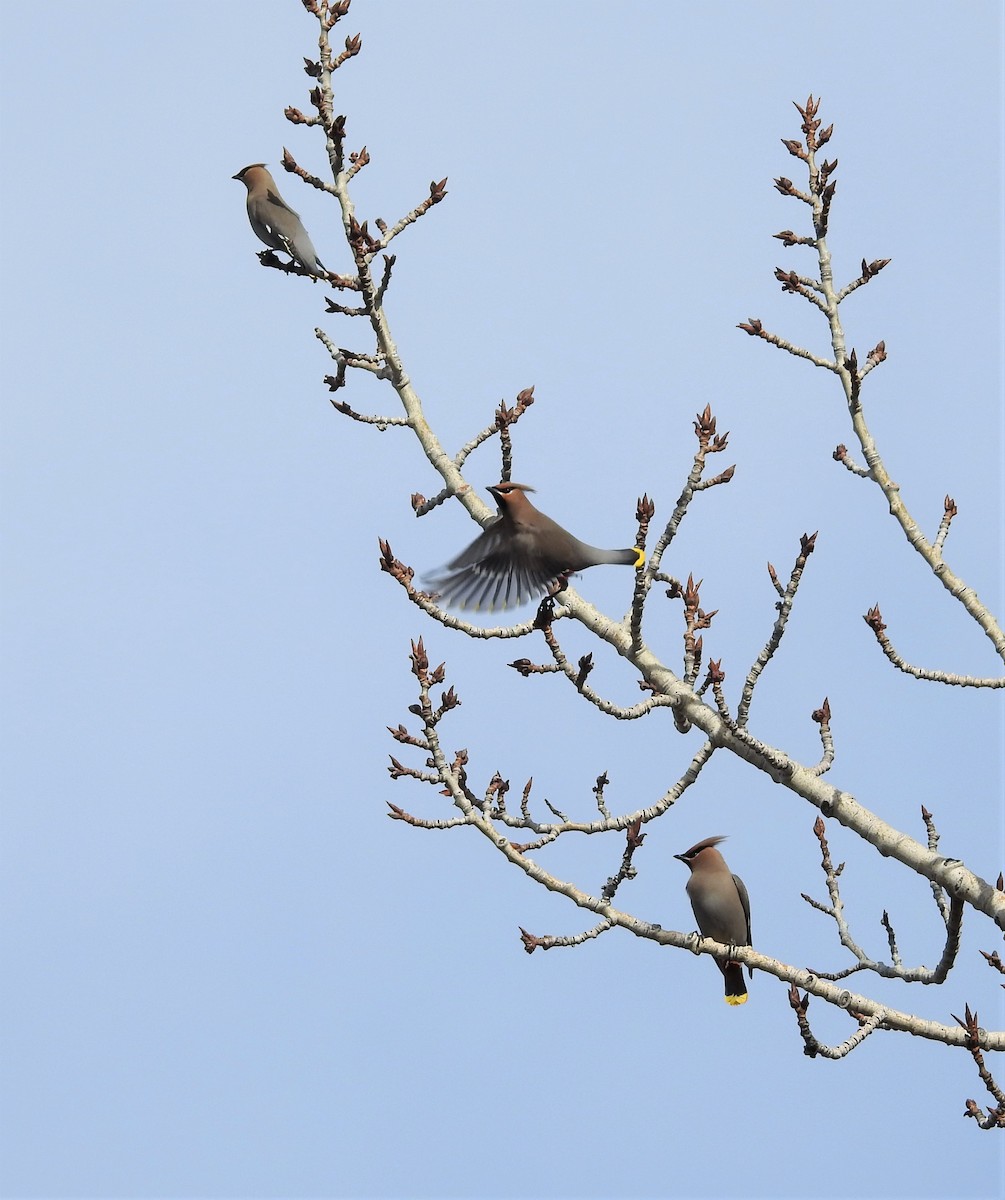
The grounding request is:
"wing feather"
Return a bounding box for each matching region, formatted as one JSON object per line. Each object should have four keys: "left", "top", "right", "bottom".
{"left": 427, "top": 521, "right": 560, "bottom": 611}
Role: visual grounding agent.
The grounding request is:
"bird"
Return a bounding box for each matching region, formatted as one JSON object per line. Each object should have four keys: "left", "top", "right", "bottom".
{"left": 675, "top": 836, "right": 752, "bottom": 1006}
{"left": 426, "top": 482, "right": 645, "bottom": 612}
{"left": 232, "top": 163, "right": 327, "bottom": 275}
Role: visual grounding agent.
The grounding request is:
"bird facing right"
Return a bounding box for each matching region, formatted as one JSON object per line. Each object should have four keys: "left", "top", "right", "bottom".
{"left": 675, "top": 836, "right": 752, "bottom": 1006}
{"left": 426, "top": 481, "right": 645, "bottom": 612}
{"left": 232, "top": 163, "right": 327, "bottom": 276}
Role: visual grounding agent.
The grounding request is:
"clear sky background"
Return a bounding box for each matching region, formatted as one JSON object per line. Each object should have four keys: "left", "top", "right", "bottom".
{"left": 2, "top": 2, "right": 1003, "bottom": 1197}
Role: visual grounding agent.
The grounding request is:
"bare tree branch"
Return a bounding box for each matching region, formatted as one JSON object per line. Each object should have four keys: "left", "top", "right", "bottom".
{"left": 252, "top": 17, "right": 1005, "bottom": 1104}
{"left": 747, "top": 95, "right": 1005, "bottom": 674}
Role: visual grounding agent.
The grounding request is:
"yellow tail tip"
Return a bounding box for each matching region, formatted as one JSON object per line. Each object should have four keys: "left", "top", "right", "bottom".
{"left": 725, "top": 993, "right": 749, "bottom": 1006}
{"left": 633, "top": 547, "right": 646, "bottom": 568}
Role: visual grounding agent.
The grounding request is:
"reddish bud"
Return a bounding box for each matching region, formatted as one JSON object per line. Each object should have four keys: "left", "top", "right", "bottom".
{"left": 863, "top": 605, "right": 886, "bottom": 634}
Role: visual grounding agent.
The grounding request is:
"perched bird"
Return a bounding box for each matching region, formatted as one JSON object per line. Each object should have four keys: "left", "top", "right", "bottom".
{"left": 675, "top": 836, "right": 752, "bottom": 1006}
{"left": 427, "top": 482, "right": 645, "bottom": 612}
{"left": 232, "top": 163, "right": 327, "bottom": 275}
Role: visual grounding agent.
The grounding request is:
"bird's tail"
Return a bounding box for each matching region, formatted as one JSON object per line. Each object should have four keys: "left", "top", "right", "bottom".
{"left": 723, "top": 961, "right": 749, "bottom": 1006}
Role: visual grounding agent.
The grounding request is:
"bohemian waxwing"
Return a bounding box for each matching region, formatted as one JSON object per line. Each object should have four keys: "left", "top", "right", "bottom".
{"left": 427, "top": 482, "right": 645, "bottom": 612}
{"left": 232, "top": 164, "right": 327, "bottom": 276}
{"left": 675, "top": 836, "right": 752, "bottom": 1006}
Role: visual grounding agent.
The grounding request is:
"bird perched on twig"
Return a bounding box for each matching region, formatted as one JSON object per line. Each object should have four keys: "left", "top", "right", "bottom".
{"left": 232, "top": 163, "right": 327, "bottom": 276}
{"left": 426, "top": 482, "right": 645, "bottom": 612}
{"left": 675, "top": 836, "right": 752, "bottom": 1006}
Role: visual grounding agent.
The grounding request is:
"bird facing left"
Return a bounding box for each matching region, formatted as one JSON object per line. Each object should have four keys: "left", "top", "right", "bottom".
{"left": 675, "top": 835, "right": 752, "bottom": 1006}
{"left": 232, "top": 163, "right": 327, "bottom": 276}
{"left": 426, "top": 482, "right": 645, "bottom": 612}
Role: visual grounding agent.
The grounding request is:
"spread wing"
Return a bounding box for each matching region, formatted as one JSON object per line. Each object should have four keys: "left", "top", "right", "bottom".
{"left": 426, "top": 520, "right": 562, "bottom": 611}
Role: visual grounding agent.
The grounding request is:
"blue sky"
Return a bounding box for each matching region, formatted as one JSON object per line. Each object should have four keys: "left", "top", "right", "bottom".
{"left": 1, "top": 2, "right": 1003, "bottom": 1197}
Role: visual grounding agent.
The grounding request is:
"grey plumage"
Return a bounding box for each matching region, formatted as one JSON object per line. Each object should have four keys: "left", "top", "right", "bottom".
{"left": 232, "top": 163, "right": 326, "bottom": 275}
{"left": 675, "top": 835, "right": 752, "bottom": 1006}
{"left": 426, "top": 482, "right": 645, "bottom": 612}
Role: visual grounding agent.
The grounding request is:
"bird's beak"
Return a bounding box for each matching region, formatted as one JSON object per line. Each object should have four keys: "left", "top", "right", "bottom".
{"left": 673, "top": 854, "right": 686, "bottom": 863}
